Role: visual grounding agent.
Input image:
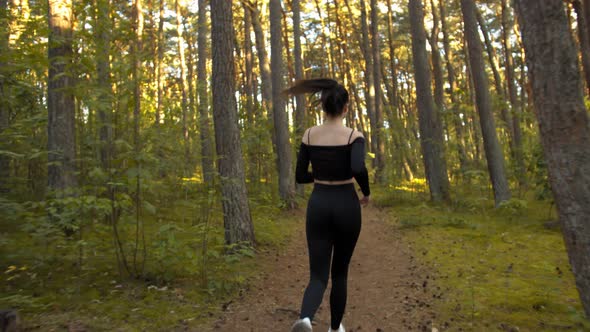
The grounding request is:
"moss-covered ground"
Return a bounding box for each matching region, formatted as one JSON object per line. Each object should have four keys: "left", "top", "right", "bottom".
{"left": 373, "top": 180, "right": 590, "bottom": 331}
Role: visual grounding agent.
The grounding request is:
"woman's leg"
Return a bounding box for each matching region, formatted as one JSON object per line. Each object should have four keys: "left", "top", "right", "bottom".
{"left": 299, "top": 190, "right": 333, "bottom": 320}
{"left": 329, "top": 189, "right": 361, "bottom": 329}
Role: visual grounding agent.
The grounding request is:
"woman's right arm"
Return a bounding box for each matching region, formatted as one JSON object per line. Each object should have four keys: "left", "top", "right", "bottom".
{"left": 295, "top": 129, "right": 314, "bottom": 184}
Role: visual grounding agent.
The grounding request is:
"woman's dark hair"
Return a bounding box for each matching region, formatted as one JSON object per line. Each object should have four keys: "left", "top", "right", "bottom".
{"left": 283, "top": 78, "right": 349, "bottom": 117}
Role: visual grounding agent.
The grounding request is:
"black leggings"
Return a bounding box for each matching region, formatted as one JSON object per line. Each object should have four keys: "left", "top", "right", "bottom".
{"left": 299, "top": 183, "right": 362, "bottom": 330}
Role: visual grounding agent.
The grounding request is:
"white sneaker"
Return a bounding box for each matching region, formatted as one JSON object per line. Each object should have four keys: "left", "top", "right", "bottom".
{"left": 328, "top": 323, "right": 345, "bottom": 332}
{"left": 291, "top": 317, "right": 312, "bottom": 332}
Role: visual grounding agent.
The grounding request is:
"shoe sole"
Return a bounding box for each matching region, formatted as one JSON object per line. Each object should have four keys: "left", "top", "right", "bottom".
{"left": 291, "top": 321, "right": 312, "bottom": 332}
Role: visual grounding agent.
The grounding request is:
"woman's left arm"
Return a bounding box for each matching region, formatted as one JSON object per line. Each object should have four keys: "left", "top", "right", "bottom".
{"left": 351, "top": 137, "right": 370, "bottom": 197}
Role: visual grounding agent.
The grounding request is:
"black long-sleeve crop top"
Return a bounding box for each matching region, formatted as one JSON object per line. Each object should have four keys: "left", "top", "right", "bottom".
{"left": 295, "top": 137, "right": 370, "bottom": 196}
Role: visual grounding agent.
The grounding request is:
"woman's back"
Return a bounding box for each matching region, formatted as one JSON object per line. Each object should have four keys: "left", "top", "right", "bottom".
{"left": 303, "top": 124, "right": 362, "bottom": 146}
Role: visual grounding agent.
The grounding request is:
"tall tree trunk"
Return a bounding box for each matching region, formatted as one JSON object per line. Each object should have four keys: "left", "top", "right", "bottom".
{"left": 175, "top": 0, "right": 189, "bottom": 171}
{"left": 585, "top": 0, "right": 590, "bottom": 64}
{"left": 461, "top": 0, "right": 511, "bottom": 205}
{"left": 440, "top": 0, "right": 468, "bottom": 171}
{"left": 156, "top": 0, "right": 164, "bottom": 126}
{"left": 514, "top": 0, "right": 590, "bottom": 317}
{"left": 243, "top": 5, "right": 254, "bottom": 120}
{"left": 133, "top": 0, "right": 143, "bottom": 149}
{"left": 360, "top": 0, "right": 376, "bottom": 155}
{"left": 292, "top": 0, "right": 305, "bottom": 196}
{"left": 332, "top": 1, "right": 347, "bottom": 87}
{"left": 409, "top": 0, "right": 451, "bottom": 202}
{"left": 371, "top": 0, "right": 386, "bottom": 182}
{"left": 246, "top": 1, "right": 272, "bottom": 113}
{"left": 243, "top": 3, "right": 257, "bottom": 183}
{"left": 429, "top": 0, "right": 444, "bottom": 113}
{"left": 131, "top": 0, "right": 145, "bottom": 276}
{"left": 342, "top": 0, "right": 362, "bottom": 129}
{"left": 95, "top": 0, "right": 111, "bottom": 171}
{"left": 429, "top": 0, "right": 450, "bottom": 144}
{"left": 0, "top": 0, "right": 10, "bottom": 192}
{"left": 386, "top": 0, "right": 399, "bottom": 112}
{"left": 501, "top": 0, "right": 525, "bottom": 187}
{"left": 475, "top": 7, "right": 514, "bottom": 141}
{"left": 386, "top": 0, "right": 403, "bottom": 179}
{"left": 47, "top": 0, "right": 77, "bottom": 194}
{"left": 312, "top": 0, "right": 328, "bottom": 77}
{"left": 281, "top": 7, "right": 294, "bottom": 83}
{"left": 292, "top": 0, "right": 305, "bottom": 138}
{"left": 211, "top": 0, "right": 255, "bottom": 246}
{"left": 184, "top": 21, "right": 197, "bottom": 141}
{"left": 463, "top": 42, "right": 482, "bottom": 164}
{"left": 197, "top": 0, "right": 214, "bottom": 184}
{"left": 270, "top": 0, "right": 294, "bottom": 207}
{"left": 326, "top": 2, "right": 337, "bottom": 78}
{"left": 573, "top": 0, "right": 590, "bottom": 96}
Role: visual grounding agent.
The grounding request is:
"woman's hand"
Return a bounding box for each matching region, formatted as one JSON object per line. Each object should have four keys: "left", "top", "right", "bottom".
{"left": 359, "top": 195, "right": 369, "bottom": 207}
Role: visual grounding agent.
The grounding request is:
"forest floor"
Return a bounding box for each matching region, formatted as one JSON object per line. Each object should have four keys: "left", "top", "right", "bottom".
{"left": 3, "top": 184, "right": 589, "bottom": 331}
{"left": 195, "top": 204, "right": 437, "bottom": 332}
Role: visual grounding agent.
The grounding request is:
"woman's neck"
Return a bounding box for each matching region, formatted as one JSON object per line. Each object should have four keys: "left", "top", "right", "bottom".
{"left": 323, "top": 116, "right": 344, "bottom": 126}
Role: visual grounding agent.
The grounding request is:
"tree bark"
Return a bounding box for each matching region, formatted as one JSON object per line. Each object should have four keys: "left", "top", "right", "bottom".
{"left": 197, "top": 0, "right": 214, "bottom": 184}
{"left": 270, "top": 0, "right": 295, "bottom": 207}
{"left": 371, "top": 0, "right": 386, "bottom": 182}
{"left": 440, "top": 0, "right": 468, "bottom": 171}
{"left": 211, "top": 0, "right": 255, "bottom": 246}
{"left": 292, "top": 0, "right": 305, "bottom": 141}
{"left": 243, "top": 2, "right": 257, "bottom": 183}
{"left": 360, "top": 0, "right": 376, "bottom": 155}
{"left": 132, "top": 0, "right": 142, "bottom": 149}
{"left": 246, "top": 1, "right": 272, "bottom": 113}
{"left": 95, "top": 0, "right": 111, "bottom": 171}
{"left": 514, "top": 0, "right": 590, "bottom": 317}
{"left": 585, "top": 0, "right": 590, "bottom": 66}
{"left": 573, "top": 0, "right": 590, "bottom": 96}
{"left": 292, "top": 0, "right": 305, "bottom": 196}
{"left": 184, "top": 20, "right": 197, "bottom": 140}
{"left": 385, "top": 0, "right": 403, "bottom": 179}
{"left": 312, "top": 0, "right": 329, "bottom": 77}
{"left": 429, "top": 0, "right": 444, "bottom": 113}
{"left": 409, "top": 0, "right": 451, "bottom": 202}
{"left": 281, "top": 7, "right": 294, "bottom": 83}
{"left": 475, "top": 6, "right": 514, "bottom": 141}
{"left": 243, "top": 5, "right": 254, "bottom": 120}
{"left": 156, "top": 0, "right": 164, "bottom": 126}
{"left": 386, "top": 0, "right": 399, "bottom": 112}
{"left": 47, "top": 0, "right": 77, "bottom": 194}
{"left": 175, "top": 0, "right": 190, "bottom": 171}
{"left": 0, "top": 0, "right": 10, "bottom": 192}
{"left": 461, "top": 0, "right": 511, "bottom": 205}
{"left": 501, "top": 0, "right": 526, "bottom": 187}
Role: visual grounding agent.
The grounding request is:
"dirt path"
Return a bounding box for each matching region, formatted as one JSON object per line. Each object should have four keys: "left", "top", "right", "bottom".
{"left": 197, "top": 205, "right": 436, "bottom": 332}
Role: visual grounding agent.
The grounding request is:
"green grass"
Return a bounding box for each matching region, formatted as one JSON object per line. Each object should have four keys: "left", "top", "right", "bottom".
{"left": 374, "top": 181, "right": 590, "bottom": 332}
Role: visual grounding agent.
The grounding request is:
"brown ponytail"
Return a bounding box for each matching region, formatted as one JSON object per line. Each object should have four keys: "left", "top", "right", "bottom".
{"left": 283, "top": 78, "right": 349, "bottom": 117}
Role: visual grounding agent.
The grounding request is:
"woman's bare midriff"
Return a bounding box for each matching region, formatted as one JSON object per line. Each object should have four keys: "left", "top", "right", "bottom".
{"left": 314, "top": 178, "right": 354, "bottom": 185}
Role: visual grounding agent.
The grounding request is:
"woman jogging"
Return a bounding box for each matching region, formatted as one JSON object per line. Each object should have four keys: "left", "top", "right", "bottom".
{"left": 284, "top": 79, "right": 371, "bottom": 332}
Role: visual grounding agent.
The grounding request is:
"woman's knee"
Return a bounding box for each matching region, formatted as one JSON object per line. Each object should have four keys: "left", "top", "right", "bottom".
{"left": 310, "top": 272, "right": 329, "bottom": 288}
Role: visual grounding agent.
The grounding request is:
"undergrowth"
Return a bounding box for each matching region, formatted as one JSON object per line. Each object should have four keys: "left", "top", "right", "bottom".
{"left": 373, "top": 179, "right": 590, "bottom": 332}
{"left": 0, "top": 183, "right": 301, "bottom": 330}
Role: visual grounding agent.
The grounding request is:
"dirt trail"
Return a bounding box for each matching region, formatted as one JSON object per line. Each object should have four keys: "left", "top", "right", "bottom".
{"left": 197, "top": 205, "right": 436, "bottom": 332}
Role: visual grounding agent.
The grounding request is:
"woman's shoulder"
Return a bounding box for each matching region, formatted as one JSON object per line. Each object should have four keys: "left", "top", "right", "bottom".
{"left": 347, "top": 128, "right": 365, "bottom": 143}
{"left": 302, "top": 126, "right": 317, "bottom": 145}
